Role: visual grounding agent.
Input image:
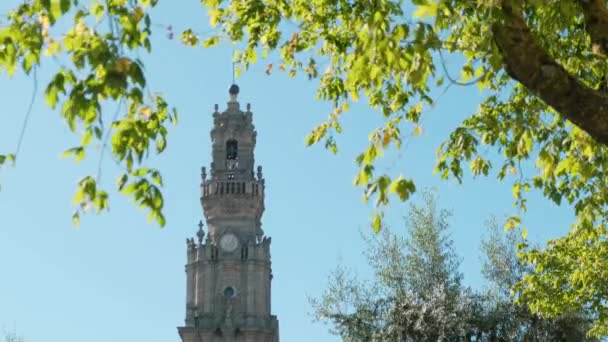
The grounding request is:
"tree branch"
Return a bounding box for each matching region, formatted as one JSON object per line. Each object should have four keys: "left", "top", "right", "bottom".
{"left": 577, "top": 0, "right": 608, "bottom": 56}
{"left": 491, "top": 1, "right": 608, "bottom": 145}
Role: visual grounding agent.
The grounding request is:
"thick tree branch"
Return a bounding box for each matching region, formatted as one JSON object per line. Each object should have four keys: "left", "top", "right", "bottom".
{"left": 491, "top": 2, "right": 608, "bottom": 145}
{"left": 577, "top": 0, "right": 608, "bottom": 56}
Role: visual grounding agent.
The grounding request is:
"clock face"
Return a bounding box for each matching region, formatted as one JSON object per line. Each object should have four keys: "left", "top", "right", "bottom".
{"left": 220, "top": 233, "right": 239, "bottom": 252}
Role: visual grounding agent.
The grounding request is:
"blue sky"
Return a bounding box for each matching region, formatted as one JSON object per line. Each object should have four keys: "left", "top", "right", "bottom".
{"left": 0, "top": 1, "right": 574, "bottom": 341}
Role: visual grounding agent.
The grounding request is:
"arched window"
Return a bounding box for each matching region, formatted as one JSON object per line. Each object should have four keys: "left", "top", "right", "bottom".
{"left": 226, "top": 140, "right": 238, "bottom": 160}
{"left": 224, "top": 286, "right": 235, "bottom": 298}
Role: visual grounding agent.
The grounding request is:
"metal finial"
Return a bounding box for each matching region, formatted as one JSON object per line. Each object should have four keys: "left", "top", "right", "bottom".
{"left": 229, "top": 84, "right": 240, "bottom": 95}
{"left": 228, "top": 84, "right": 240, "bottom": 103}
{"left": 246, "top": 103, "right": 251, "bottom": 111}
{"left": 197, "top": 220, "right": 205, "bottom": 244}
{"left": 214, "top": 104, "right": 219, "bottom": 112}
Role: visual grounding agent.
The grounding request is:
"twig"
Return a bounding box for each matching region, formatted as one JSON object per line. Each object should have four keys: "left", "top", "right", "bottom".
{"left": 14, "top": 66, "right": 38, "bottom": 163}
{"left": 97, "top": 98, "right": 124, "bottom": 183}
{"left": 438, "top": 49, "right": 488, "bottom": 86}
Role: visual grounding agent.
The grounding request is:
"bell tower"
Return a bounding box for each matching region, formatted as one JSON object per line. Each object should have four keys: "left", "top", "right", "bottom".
{"left": 178, "top": 85, "right": 279, "bottom": 342}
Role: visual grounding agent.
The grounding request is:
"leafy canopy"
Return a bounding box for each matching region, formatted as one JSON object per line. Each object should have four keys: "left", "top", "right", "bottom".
{"left": 312, "top": 192, "right": 473, "bottom": 341}
{"left": 200, "top": 0, "right": 608, "bottom": 335}
{"left": 313, "top": 194, "right": 594, "bottom": 341}
{"left": 2, "top": 0, "right": 608, "bottom": 336}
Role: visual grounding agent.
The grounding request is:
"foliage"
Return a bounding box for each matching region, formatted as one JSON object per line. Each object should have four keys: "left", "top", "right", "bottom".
{"left": 0, "top": 0, "right": 176, "bottom": 226}
{"left": 198, "top": 0, "right": 608, "bottom": 334}
{"left": 480, "top": 219, "right": 594, "bottom": 341}
{"left": 400, "top": 192, "right": 462, "bottom": 300}
{"left": 313, "top": 191, "right": 476, "bottom": 340}
{"left": 480, "top": 218, "right": 527, "bottom": 297}
{"left": 313, "top": 196, "right": 595, "bottom": 341}
{"left": 3, "top": 329, "right": 24, "bottom": 342}
{"left": 3, "top": 0, "right": 608, "bottom": 334}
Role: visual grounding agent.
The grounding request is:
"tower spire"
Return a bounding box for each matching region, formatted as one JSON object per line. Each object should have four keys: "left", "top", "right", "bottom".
{"left": 178, "top": 86, "right": 279, "bottom": 342}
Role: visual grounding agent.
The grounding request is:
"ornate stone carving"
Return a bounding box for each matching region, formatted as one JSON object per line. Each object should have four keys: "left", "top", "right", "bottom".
{"left": 201, "top": 167, "right": 207, "bottom": 181}
{"left": 197, "top": 220, "right": 205, "bottom": 245}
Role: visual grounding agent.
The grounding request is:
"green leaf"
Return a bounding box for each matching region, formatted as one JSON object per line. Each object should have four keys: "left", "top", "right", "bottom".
{"left": 354, "top": 165, "right": 373, "bottom": 186}
{"left": 72, "top": 211, "right": 80, "bottom": 226}
{"left": 388, "top": 176, "right": 416, "bottom": 201}
{"left": 180, "top": 29, "right": 199, "bottom": 46}
{"left": 133, "top": 167, "right": 150, "bottom": 177}
{"left": 117, "top": 174, "right": 128, "bottom": 190}
{"left": 517, "top": 131, "right": 533, "bottom": 156}
{"left": 122, "top": 182, "right": 138, "bottom": 196}
{"left": 360, "top": 144, "right": 381, "bottom": 165}
{"left": 81, "top": 129, "right": 93, "bottom": 147}
{"left": 372, "top": 213, "right": 382, "bottom": 233}
{"left": 61, "top": 147, "right": 84, "bottom": 161}
{"left": 157, "top": 212, "right": 166, "bottom": 227}
{"left": 60, "top": 0, "right": 71, "bottom": 14}
{"left": 156, "top": 136, "right": 166, "bottom": 152}
{"left": 504, "top": 216, "right": 521, "bottom": 231}
{"left": 0, "top": 154, "right": 12, "bottom": 166}
{"left": 305, "top": 123, "right": 330, "bottom": 146}
{"left": 201, "top": 36, "right": 219, "bottom": 48}
{"left": 413, "top": 1, "right": 438, "bottom": 18}
{"left": 151, "top": 170, "right": 163, "bottom": 186}
{"left": 45, "top": 85, "right": 59, "bottom": 109}
{"left": 75, "top": 148, "right": 86, "bottom": 162}
{"left": 91, "top": 3, "right": 105, "bottom": 21}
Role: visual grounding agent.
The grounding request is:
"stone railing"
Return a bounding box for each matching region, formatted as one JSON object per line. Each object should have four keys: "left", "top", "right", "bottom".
{"left": 201, "top": 180, "right": 263, "bottom": 198}
{"left": 189, "top": 314, "right": 277, "bottom": 330}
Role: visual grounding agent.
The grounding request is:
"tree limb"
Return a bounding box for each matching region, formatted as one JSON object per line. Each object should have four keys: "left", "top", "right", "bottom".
{"left": 577, "top": 0, "right": 608, "bottom": 56}
{"left": 491, "top": 1, "right": 608, "bottom": 145}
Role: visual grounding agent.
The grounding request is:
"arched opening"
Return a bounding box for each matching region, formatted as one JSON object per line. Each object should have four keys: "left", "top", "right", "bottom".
{"left": 226, "top": 139, "right": 238, "bottom": 160}
{"left": 224, "top": 286, "right": 235, "bottom": 298}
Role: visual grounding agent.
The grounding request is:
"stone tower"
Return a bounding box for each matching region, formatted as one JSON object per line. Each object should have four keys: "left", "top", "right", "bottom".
{"left": 178, "top": 85, "right": 279, "bottom": 342}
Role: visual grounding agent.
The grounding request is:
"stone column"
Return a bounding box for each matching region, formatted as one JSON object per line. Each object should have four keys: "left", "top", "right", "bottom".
{"left": 185, "top": 241, "right": 196, "bottom": 325}
{"left": 247, "top": 255, "right": 255, "bottom": 315}
{"left": 197, "top": 262, "right": 208, "bottom": 314}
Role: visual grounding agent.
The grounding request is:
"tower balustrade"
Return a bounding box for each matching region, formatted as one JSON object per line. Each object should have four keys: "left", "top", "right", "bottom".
{"left": 201, "top": 179, "right": 264, "bottom": 198}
